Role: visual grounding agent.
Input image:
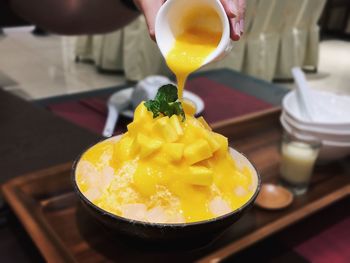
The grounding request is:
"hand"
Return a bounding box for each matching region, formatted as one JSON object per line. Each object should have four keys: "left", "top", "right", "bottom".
{"left": 134, "top": 0, "right": 245, "bottom": 41}
{"left": 220, "top": 0, "right": 245, "bottom": 41}
{"left": 133, "top": 0, "right": 165, "bottom": 40}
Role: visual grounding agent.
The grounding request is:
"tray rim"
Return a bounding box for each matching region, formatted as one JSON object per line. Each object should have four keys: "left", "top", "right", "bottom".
{"left": 211, "top": 107, "right": 281, "bottom": 130}
{"left": 2, "top": 163, "right": 77, "bottom": 263}
{"left": 2, "top": 108, "right": 350, "bottom": 263}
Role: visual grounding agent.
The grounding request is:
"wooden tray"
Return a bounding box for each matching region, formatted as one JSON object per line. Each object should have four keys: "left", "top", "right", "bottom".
{"left": 2, "top": 108, "right": 350, "bottom": 263}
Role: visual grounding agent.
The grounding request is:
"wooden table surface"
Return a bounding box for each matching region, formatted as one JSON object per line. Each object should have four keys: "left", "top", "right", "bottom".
{"left": 0, "top": 89, "right": 100, "bottom": 262}
{"left": 0, "top": 90, "right": 100, "bottom": 183}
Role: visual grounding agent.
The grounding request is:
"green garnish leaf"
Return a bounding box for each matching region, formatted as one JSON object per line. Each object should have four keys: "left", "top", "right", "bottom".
{"left": 155, "top": 84, "right": 178, "bottom": 102}
{"left": 172, "top": 101, "right": 186, "bottom": 121}
{"left": 144, "top": 100, "right": 160, "bottom": 118}
{"left": 144, "top": 84, "right": 185, "bottom": 121}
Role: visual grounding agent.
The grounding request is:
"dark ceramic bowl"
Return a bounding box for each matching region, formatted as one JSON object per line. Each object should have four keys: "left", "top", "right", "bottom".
{"left": 72, "top": 138, "right": 261, "bottom": 245}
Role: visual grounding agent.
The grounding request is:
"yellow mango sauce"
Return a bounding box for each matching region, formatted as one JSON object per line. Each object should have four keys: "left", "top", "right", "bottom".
{"left": 165, "top": 6, "right": 222, "bottom": 98}
{"left": 76, "top": 104, "right": 256, "bottom": 223}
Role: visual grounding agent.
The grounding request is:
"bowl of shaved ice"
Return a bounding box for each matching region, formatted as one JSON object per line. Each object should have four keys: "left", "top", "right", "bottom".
{"left": 72, "top": 85, "right": 260, "bottom": 245}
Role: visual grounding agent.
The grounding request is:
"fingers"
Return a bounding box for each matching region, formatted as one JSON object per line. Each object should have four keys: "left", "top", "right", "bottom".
{"left": 238, "top": 0, "right": 246, "bottom": 34}
{"left": 136, "top": 0, "right": 246, "bottom": 41}
{"left": 134, "top": 0, "right": 164, "bottom": 40}
{"left": 229, "top": 17, "right": 240, "bottom": 41}
{"left": 220, "top": 0, "right": 237, "bottom": 18}
{"left": 228, "top": 0, "right": 245, "bottom": 41}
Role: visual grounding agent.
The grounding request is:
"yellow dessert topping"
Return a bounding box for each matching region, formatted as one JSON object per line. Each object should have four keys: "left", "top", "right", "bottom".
{"left": 76, "top": 100, "right": 255, "bottom": 223}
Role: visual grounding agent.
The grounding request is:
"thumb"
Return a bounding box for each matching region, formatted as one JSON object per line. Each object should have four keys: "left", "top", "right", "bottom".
{"left": 220, "top": 0, "right": 238, "bottom": 18}
{"left": 135, "top": 0, "right": 165, "bottom": 41}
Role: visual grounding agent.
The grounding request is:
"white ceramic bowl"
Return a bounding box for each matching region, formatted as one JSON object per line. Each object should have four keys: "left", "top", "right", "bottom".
{"left": 155, "top": 0, "right": 232, "bottom": 66}
{"left": 281, "top": 112, "right": 350, "bottom": 141}
{"left": 280, "top": 116, "right": 350, "bottom": 161}
{"left": 283, "top": 91, "right": 350, "bottom": 130}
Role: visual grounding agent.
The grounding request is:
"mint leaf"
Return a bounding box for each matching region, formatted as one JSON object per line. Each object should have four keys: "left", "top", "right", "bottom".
{"left": 144, "top": 100, "right": 160, "bottom": 118}
{"left": 173, "top": 101, "right": 185, "bottom": 121}
{"left": 144, "top": 84, "right": 185, "bottom": 121}
{"left": 155, "top": 84, "right": 178, "bottom": 102}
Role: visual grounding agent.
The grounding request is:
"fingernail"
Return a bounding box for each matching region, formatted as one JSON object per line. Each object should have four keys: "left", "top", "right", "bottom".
{"left": 235, "top": 22, "right": 241, "bottom": 37}
{"left": 229, "top": 0, "right": 238, "bottom": 16}
{"left": 239, "top": 19, "right": 244, "bottom": 33}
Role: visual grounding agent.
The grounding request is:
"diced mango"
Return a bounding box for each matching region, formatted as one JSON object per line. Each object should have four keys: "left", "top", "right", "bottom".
{"left": 133, "top": 165, "right": 158, "bottom": 196}
{"left": 170, "top": 115, "right": 184, "bottom": 136}
{"left": 129, "top": 136, "right": 140, "bottom": 157}
{"left": 182, "top": 99, "right": 196, "bottom": 116}
{"left": 154, "top": 117, "right": 179, "bottom": 142}
{"left": 179, "top": 124, "right": 198, "bottom": 144}
{"left": 197, "top": 116, "right": 212, "bottom": 131}
{"left": 127, "top": 121, "right": 140, "bottom": 136}
{"left": 185, "top": 124, "right": 219, "bottom": 152}
{"left": 212, "top": 132, "right": 228, "bottom": 156}
{"left": 184, "top": 139, "right": 213, "bottom": 164}
{"left": 163, "top": 143, "right": 185, "bottom": 162}
{"left": 185, "top": 166, "right": 213, "bottom": 186}
{"left": 127, "top": 118, "right": 153, "bottom": 135}
{"left": 136, "top": 134, "right": 162, "bottom": 158}
{"left": 113, "top": 136, "right": 134, "bottom": 164}
{"left": 205, "top": 131, "right": 220, "bottom": 152}
{"left": 186, "top": 116, "right": 203, "bottom": 128}
{"left": 82, "top": 140, "right": 112, "bottom": 163}
{"left": 151, "top": 152, "right": 169, "bottom": 167}
{"left": 169, "top": 181, "right": 196, "bottom": 198}
{"left": 134, "top": 102, "right": 152, "bottom": 122}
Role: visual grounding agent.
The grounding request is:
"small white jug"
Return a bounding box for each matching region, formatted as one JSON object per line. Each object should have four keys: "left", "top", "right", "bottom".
{"left": 155, "top": 0, "right": 232, "bottom": 67}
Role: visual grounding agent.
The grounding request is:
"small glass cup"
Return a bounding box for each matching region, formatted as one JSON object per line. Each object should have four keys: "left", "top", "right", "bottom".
{"left": 280, "top": 132, "right": 322, "bottom": 195}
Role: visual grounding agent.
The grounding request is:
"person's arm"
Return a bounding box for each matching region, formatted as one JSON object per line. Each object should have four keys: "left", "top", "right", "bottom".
{"left": 9, "top": 0, "right": 139, "bottom": 35}
{"left": 10, "top": 0, "right": 245, "bottom": 40}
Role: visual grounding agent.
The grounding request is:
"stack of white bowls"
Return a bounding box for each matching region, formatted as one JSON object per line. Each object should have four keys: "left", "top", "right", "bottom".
{"left": 281, "top": 90, "right": 350, "bottom": 161}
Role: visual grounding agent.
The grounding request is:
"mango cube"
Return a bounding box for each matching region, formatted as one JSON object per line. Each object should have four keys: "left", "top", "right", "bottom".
{"left": 170, "top": 115, "right": 184, "bottom": 136}
{"left": 197, "top": 116, "right": 212, "bottom": 131}
{"left": 154, "top": 117, "right": 179, "bottom": 142}
{"left": 127, "top": 121, "right": 140, "bottom": 136}
{"left": 184, "top": 139, "right": 213, "bottom": 164}
{"left": 134, "top": 102, "right": 152, "bottom": 122}
{"left": 182, "top": 99, "right": 196, "bottom": 115}
{"left": 187, "top": 124, "right": 219, "bottom": 152}
{"left": 186, "top": 166, "right": 213, "bottom": 186}
{"left": 130, "top": 137, "right": 140, "bottom": 157}
{"left": 212, "top": 132, "right": 228, "bottom": 156}
{"left": 169, "top": 181, "right": 196, "bottom": 198}
{"left": 133, "top": 166, "right": 158, "bottom": 196}
{"left": 180, "top": 124, "right": 198, "bottom": 143}
{"left": 136, "top": 134, "right": 162, "bottom": 158}
{"left": 83, "top": 140, "right": 113, "bottom": 164}
{"left": 163, "top": 143, "right": 185, "bottom": 162}
{"left": 205, "top": 131, "right": 220, "bottom": 152}
{"left": 113, "top": 136, "right": 134, "bottom": 163}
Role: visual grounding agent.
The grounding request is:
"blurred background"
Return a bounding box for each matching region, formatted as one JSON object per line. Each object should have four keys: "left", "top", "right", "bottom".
{"left": 0, "top": 0, "right": 349, "bottom": 101}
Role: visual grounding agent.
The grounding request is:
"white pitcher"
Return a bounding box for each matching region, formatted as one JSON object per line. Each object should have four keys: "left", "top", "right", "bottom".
{"left": 155, "top": 0, "right": 232, "bottom": 67}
